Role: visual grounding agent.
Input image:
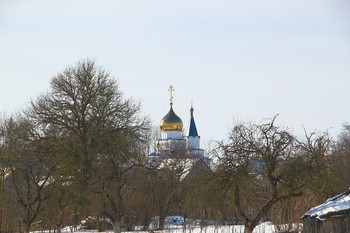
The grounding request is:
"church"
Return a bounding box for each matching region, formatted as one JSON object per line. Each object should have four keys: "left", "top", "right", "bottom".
{"left": 148, "top": 85, "right": 210, "bottom": 166}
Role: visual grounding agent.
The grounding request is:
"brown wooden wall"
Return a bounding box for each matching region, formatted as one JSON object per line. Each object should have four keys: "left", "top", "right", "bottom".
{"left": 302, "top": 213, "right": 350, "bottom": 233}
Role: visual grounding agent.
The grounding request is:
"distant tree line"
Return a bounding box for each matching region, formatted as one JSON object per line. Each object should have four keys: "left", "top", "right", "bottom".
{"left": 0, "top": 59, "right": 349, "bottom": 233}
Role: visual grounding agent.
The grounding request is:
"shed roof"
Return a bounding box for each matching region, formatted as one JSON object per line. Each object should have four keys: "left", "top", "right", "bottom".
{"left": 302, "top": 189, "right": 350, "bottom": 220}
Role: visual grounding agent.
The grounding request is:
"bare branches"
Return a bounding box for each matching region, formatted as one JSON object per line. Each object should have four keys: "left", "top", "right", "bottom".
{"left": 0, "top": 59, "right": 151, "bottom": 233}
{"left": 215, "top": 116, "right": 331, "bottom": 233}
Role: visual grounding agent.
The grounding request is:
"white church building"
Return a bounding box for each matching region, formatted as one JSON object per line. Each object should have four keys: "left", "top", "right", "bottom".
{"left": 148, "top": 85, "right": 209, "bottom": 165}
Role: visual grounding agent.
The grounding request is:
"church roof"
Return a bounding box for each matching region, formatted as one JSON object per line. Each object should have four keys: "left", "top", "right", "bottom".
{"left": 160, "top": 85, "right": 183, "bottom": 132}
{"left": 186, "top": 106, "right": 199, "bottom": 137}
{"left": 160, "top": 104, "right": 183, "bottom": 131}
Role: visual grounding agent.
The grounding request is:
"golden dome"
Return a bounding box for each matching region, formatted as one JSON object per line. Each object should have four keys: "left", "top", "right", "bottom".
{"left": 160, "top": 104, "right": 183, "bottom": 131}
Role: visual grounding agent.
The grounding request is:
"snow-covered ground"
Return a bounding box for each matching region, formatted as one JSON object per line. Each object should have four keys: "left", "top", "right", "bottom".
{"left": 33, "top": 221, "right": 302, "bottom": 233}
{"left": 34, "top": 225, "right": 264, "bottom": 233}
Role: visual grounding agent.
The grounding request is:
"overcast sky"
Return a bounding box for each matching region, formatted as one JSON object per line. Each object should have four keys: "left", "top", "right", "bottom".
{"left": 1, "top": 0, "right": 350, "bottom": 145}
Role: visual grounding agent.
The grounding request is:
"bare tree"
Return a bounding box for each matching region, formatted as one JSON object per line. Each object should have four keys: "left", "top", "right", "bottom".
{"left": 332, "top": 123, "right": 350, "bottom": 193}
{"left": 153, "top": 159, "right": 186, "bottom": 229}
{"left": 95, "top": 114, "right": 150, "bottom": 233}
{"left": 24, "top": 59, "right": 150, "bottom": 233}
{"left": 215, "top": 116, "right": 331, "bottom": 233}
{"left": 132, "top": 148, "right": 194, "bottom": 230}
{"left": 1, "top": 117, "right": 57, "bottom": 233}
{"left": 297, "top": 130, "right": 335, "bottom": 197}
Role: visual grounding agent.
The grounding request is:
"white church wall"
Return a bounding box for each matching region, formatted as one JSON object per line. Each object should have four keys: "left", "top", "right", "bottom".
{"left": 161, "top": 131, "right": 183, "bottom": 140}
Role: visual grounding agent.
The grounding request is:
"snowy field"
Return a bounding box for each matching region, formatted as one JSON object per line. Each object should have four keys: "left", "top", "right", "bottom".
{"left": 31, "top": 215, "right": 303, "bottom": 233}
{"left": 33, "top": 225, "right": 266, "bottom": 233}
{"left": 33, "top": 221, "right": 302, "bottom": 233}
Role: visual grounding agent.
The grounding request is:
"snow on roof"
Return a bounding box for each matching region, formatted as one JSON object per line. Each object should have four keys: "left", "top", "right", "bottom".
{"left": 302, "top": 189, "right": 350, "bottom": 220}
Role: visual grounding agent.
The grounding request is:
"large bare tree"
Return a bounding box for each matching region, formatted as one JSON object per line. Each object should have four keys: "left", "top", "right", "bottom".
{"left": 25, "top": 59, "right": 150, "bottom": 233}
{"left": 216, "top": 116, "right": 331, "bottom": 233}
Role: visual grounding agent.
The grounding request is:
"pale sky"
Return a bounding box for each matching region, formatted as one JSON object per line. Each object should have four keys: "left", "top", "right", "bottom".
{"left": 1, "top": 0, "right": 350, "bottom": 145}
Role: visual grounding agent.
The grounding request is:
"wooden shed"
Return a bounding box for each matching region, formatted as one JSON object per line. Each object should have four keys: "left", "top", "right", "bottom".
{"left": 301, "top": 189, "right": 350, "bottom": 233}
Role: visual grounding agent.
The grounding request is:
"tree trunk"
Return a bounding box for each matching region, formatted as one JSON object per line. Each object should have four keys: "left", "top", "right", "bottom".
{"left": 56, "top": 223, "right": 62, "bottom": 233}
{"left": 142, "top": 208, "right": 150, "bottom": 230}
{"left": 97, "top": 213, "right": 103, "bottom": 232}
{"left": 113, "top": 219, "right": 122, "bottom": 233}
{"left": 158, "top": 203, "right": 166, "bottom": 230}
{"left": 24, "top": 223, "right": 31, "bottom": 233}
{"left": 158, "top": 214, "right": 165, "bottom": 230}
{"left": 158, "top": 191, "right": 174, "bottom": 230}
{"left": 183, "top": 216, "right": 187, "bottom": 233}
{"left": 244, "top": 225, "right": 254, "bottom": 233}
{"left": 56, "top": 205, "right": 65, "bottom": 233}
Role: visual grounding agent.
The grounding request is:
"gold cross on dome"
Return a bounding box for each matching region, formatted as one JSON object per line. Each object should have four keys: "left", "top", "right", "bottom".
{"left": 168, "top": 85, "right": 174, "bottom": 104}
